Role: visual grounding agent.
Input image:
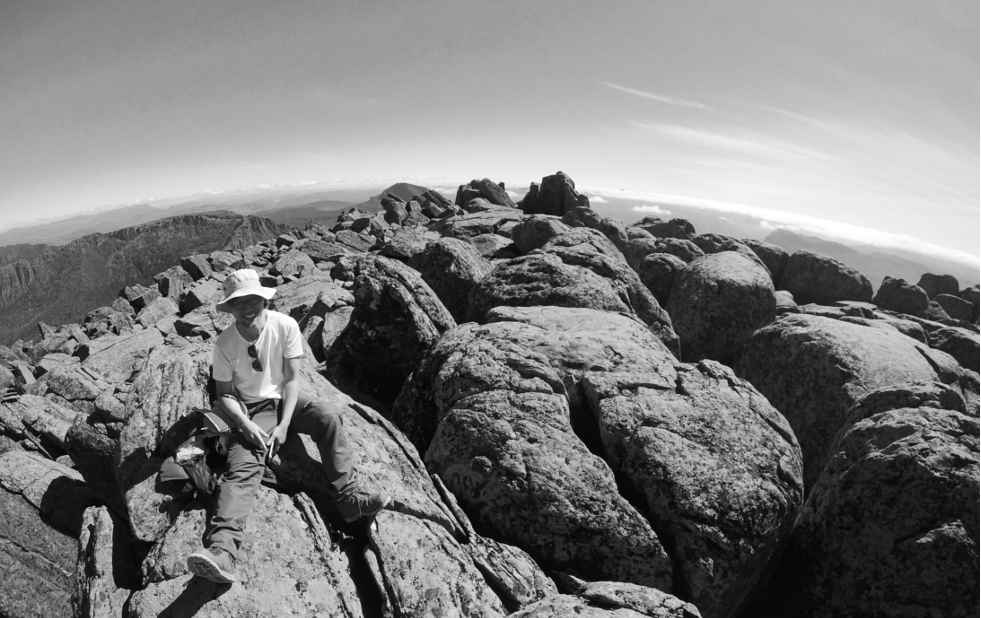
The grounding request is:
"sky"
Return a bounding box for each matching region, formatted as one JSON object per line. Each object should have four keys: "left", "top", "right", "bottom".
{"left": 1, "top": 0, "right": 978, "bottom": 264}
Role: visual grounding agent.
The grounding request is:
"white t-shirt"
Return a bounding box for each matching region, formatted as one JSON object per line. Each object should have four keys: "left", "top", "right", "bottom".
{"left": 212, "top": 310, "right": 304, "bottom": 403}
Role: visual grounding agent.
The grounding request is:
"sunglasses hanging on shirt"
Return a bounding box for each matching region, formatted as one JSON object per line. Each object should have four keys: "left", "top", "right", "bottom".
{"left": 247, "top": 344, "right": 263, "bottom": 372}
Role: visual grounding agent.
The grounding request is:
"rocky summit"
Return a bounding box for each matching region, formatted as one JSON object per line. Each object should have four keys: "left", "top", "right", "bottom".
{"left": 0, "top": 172, "right": 977, "bottom": 618}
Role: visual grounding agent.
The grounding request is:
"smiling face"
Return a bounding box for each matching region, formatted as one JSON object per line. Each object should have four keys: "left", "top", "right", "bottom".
{"left": 225, "top": 294, "right": 267, "bottom": 328}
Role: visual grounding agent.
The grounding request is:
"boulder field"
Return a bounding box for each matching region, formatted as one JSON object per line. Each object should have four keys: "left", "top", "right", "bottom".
{"left": 0, "top": 172, "right": 977, "bottom": 617}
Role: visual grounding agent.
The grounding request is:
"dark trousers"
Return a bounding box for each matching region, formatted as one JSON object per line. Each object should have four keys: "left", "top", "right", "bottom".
{"left": 205, "top": 394, "right": 354, "bottom": 559}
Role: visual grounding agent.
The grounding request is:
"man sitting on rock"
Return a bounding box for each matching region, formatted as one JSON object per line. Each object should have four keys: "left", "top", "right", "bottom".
{"left": 186, "top": 268, "right": 390, "bottom": 584}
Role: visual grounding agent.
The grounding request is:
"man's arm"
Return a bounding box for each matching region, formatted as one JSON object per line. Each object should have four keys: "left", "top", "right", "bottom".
{"left": 267, "top": 356, "right": 302, "bottom": 460}
{"left": 215, "top": 379, "right": 268, "bottom": 451}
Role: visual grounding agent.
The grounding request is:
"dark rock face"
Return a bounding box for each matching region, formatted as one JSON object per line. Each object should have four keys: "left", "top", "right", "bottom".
{"left": 519, "top": 171, "right": 590, "bottom": 216}
{"left": 455, "top": 178, "right": 517, "bottom": 209}
{"left": 918, "top": 272, "right": 959, "bottom": 298}
{"left": 408, "top": 237, "right": 492, "bottom": 323}
{"left": 667, "top": 252, "right": 776, "bottom": 364}
{"left": 633, "top": 217, "right": 697, "bottom": 240}
{"left": 928, "top": 326, "right": 980, "bottom": 372}
{"left": 765, "top": 408, "right": 978, "bottom": 618}
{"left": 781, "top": 250, "right": 873, "bottom": 305}
{"left": 396, "top": 306, "right": 801, "bottom": 618}
{"left": 327, "top": 255, "right": 455, "bottom": 409}
{"left": 934, "top": 292, "right": 974, "bottom": 321}
{"left": 873, "top": 275, "right": 930, "bottom": 315}
{"left": 742, "top": 238, "right": 789, "bottom": 284}
{"left": 737, "top": 313, "right": 964, "bottom": 489}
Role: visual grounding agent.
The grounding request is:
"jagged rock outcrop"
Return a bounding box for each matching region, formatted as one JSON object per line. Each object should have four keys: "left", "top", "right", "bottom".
{"left": 519, "top": 171, "right": 590, "bottom": 216}
{"left": 514, "top": 580, "right": 701, "bottom": 617}
{"left": 780, "top": 250, "right": 873, "bottom": 305}
{"left": 690, "top": 234, "right": 762, "bottom": 268}
{"left": 431, "top": 208, "right": 524, "bottom": 240}
{"left": 917, "top": 272, "right": 959, "bottom": 298}
{"left": 873, "top": 276, "right": 930, "bottom": 315}
{"left": 666, "top": 252, "right": 776, "bottom": 364}
{"left": 396, "top": 306, "right": 803, "bottom": 618}
{"left": 759, "top": 408, "right": 978, "bottom": 618}
{"left": 737, "top": 313, "right": 972, "bottom": 489}
{"left": 456, "top": 178, "right": 517, "bottom": 209}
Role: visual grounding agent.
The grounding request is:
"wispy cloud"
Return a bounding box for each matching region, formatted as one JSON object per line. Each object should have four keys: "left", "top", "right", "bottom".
{"left": 633, "top": 122, "right": 835, "bottom": 161}
{"left": 603, "top": 81, "right": 710, "bottom": 110}
{"left": 756, "top": 105, "right": 843, "bottom": 134}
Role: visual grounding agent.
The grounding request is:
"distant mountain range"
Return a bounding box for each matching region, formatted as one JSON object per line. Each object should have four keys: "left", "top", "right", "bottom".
{"left": 0, "top": 181, "right": 975, "bottom": 345}
{"left": 0, "top": 212, "right": 284, "bottom": 343}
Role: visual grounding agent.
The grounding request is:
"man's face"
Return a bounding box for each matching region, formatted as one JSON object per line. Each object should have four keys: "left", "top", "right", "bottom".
{"left": 226, "top": 295, "right": 266, "bottom": 326}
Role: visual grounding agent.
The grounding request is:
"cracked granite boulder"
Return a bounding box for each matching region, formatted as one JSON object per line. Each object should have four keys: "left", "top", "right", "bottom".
{"left": 737, "top": 313, "right": 976, "bottom": 490}
{"left": 758, "top": 407, "right": 979, "bottom": 618}
{"left": 396, "top": 306, "right": 803, "bottom": 618}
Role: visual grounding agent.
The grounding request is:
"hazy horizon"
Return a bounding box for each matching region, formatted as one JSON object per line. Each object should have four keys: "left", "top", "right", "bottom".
{"left": 1, "top": 1, "right": 977, "bottom": 260}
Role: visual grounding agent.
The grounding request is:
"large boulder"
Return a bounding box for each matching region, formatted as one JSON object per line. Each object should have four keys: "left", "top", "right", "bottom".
{"left": 396, "top": 319, "right": 675, "bottom": 589}
{"left": 397, "top": 306, "right": 803, "bottom": 617}
{"left": 873, "top": 276, "right": 930, "bottom": 315}
{"left": 781, "top": 251, "right": 873, "bottom": 305}
{"left": 917, "top": 272, "right": 959, "bottom": 298}
{"left": 637, "top": 252, "right": 686, "bottom": 306}
{"left": 690, "top": 234, "right": 761, "bottom": 266}
{"left": 327, "top": 255, "right": 455, "bottom": 410}
{"left": 519, "top": 171, "right": 590, "bottom": 216}
{"left": 408, "top": 237, "right": 492, "bottom": 323}
{"left": 561, "top": 207, "right": 630, "bottom": 250}
{"left": 742, "top": 238, "right": 789, "bottom": 284}
{"left": 511, "top": 215, "right": 571, "bottom": 254}
{"left": 737, "top": 313, "right": 968, "bottom": 489}
{"left": 0, "top": 451, "right": 97, "bottom": 618}
{"left": 763, "top": 408, "right": 978, "bottom": 618}
{"left": 667, "top": 252, "right": 776, "bottom": 364}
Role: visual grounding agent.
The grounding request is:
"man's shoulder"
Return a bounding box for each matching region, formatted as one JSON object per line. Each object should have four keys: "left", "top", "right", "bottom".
{"left": 266, "top": 310, "right": 300, "bottom": 331}
{"left": 214, "top": 325, "right": 238, "bottom": 350}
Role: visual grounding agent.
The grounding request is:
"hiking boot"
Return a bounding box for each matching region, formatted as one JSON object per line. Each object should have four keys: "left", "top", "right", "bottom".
{"left": 186, "top": 547, "right": 237, "bottom": 584}
{"left": 336, "top": 490, "right": 391, "bottom": 524}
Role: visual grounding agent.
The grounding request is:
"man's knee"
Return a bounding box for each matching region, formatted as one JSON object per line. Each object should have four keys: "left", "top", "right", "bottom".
{"left": 301, "top": 399, "right": 342, "bottom": 433}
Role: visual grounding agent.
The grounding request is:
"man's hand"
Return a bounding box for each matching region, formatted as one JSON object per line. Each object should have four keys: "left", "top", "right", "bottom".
{"left": 237, "top": 419, "right": 269, "bottom": 453}
{"left": 265, "top": 423, "right": 289, "bottom": 463}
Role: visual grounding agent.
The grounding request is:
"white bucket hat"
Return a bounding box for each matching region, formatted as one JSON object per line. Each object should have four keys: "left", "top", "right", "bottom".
{"left": 216, "top": 269, "right": 276, "bottom": 312}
